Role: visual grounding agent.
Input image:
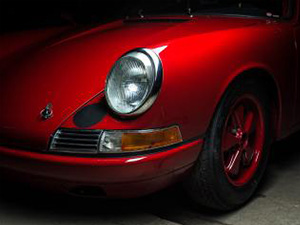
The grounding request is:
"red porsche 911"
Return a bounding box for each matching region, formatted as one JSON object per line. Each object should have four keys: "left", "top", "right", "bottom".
{"left": 0, "top": 0, "right": 299, "bottom": 210}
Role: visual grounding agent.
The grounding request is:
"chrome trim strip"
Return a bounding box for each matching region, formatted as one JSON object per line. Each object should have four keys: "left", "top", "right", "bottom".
{"left": 49, "top": 129, "right": 103, "bottom": 154}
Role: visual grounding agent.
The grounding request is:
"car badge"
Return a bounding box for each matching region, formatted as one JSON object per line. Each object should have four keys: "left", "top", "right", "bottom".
{"left": 41, "top": 103, "right": 53, "bottom": 120}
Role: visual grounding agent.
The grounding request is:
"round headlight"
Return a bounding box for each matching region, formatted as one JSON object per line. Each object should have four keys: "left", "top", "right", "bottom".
{"left": 105, "top": 49, "right": 162, "bottom": 115}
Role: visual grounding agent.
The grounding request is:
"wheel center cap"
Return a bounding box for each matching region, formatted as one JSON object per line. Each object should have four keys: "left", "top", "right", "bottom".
{"left": 236, "top": 129, "right": 248, "bottom": 148}
{"left": 236, "top": 129, "right": 243, "bottom": 139}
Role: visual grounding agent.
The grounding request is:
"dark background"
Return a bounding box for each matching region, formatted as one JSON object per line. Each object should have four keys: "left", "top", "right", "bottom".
{"left": 0, "top": 0, "right": 285, "bottom": 34}
{"left": 0, "top": 0, "right": 187, "bottom": 34}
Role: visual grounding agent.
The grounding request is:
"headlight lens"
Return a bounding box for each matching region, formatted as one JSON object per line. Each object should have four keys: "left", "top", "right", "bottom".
{"left": 105, "top": 49, "right": 162, "bottom": 115}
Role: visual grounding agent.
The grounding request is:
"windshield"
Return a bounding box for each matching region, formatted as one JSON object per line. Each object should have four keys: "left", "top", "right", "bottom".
{"left": 0, "top": 0, "right": 292, "bottom": 34}
{"left": 137, "top": 0, "right": 290, "bottom": 18}
{"left": 192, "top": 0, "right": 289, "bottom": 17}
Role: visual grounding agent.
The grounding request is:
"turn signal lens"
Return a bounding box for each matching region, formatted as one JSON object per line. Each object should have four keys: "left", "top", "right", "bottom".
{"left": 122, "top": 126, "right": 182, "bottom": 152}
{"left": 100, "top": 126, "right": 182, "bottom": 153}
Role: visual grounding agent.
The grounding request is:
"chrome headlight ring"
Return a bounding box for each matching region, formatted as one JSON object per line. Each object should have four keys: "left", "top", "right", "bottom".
{"left": 105, "top": 48, "right": 163, "bottom": 116}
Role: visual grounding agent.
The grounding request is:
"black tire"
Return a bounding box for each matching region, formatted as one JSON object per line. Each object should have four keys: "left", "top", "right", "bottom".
{"left": 184, "top": 77, "right": 272, "bottom": 211}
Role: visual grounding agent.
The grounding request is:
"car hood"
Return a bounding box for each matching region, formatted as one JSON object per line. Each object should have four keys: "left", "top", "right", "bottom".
{"left": 0, "top": 15, "right": 265, "bottom": 150}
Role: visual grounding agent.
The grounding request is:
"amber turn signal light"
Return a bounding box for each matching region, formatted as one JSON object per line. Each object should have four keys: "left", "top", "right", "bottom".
{"left": 121, "top": 126, "right": 183, "bottom": 152}
{"left": 100, "top": 126, "right": 183, "bottom": 153}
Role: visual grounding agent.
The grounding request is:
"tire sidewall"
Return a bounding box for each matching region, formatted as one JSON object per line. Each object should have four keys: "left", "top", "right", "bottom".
{"left": 206, "top": 79, "right": 271, "bottom": 208}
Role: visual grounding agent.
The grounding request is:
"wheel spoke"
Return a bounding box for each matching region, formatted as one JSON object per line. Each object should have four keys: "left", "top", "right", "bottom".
{"left": 243, "top": 111, "right": 254, "bottom": 134}
{"left": 222, "top": 130, "right": 240, "bottom": 152}
{"left": 243, "top": 146, "right": 254, "bottom": 166}
{"left": 225, "top": 149, "right": 243, "bottom": 176}
{"left": 232, "top": 105, "right": 245, "bottom": 128}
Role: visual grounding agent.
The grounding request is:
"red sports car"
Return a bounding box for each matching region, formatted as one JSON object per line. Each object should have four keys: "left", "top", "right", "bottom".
{"left": 0, "top": 0, "right": 299, "bottom": 210}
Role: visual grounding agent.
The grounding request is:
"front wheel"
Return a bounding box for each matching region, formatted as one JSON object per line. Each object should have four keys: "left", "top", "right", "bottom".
{"left": 184, "top": 78, "right": 272, "bottom": 211}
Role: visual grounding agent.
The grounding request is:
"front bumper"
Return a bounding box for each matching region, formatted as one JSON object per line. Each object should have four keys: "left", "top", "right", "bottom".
{"left": 0, "top": 139, "right": 202, "bottom": 198}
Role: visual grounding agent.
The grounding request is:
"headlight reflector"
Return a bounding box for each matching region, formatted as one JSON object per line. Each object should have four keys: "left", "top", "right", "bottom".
{"left": 105, "top": 49, "right": 162, "bottom": 115}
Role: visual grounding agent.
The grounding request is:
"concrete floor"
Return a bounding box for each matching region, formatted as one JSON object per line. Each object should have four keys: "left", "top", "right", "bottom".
{"left": 0, "top": 132, "right": 300, "bottom": 225}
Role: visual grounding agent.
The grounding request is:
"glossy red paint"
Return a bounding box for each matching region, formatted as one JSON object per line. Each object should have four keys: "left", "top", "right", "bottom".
{"left": 1, "top": 6, "right": 300, "bottom": 197}
{"left": 0, "top": 139, "right": 202, "bottom": 197}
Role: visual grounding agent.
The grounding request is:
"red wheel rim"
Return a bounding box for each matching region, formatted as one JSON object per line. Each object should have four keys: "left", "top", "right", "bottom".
{"left": 221, "top": 94, "right": 265, "bottom": 187}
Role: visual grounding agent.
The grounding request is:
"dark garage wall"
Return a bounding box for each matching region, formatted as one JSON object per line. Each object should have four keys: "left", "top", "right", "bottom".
{"left": 0, "top": 0, "right": 187, "bottom": 34}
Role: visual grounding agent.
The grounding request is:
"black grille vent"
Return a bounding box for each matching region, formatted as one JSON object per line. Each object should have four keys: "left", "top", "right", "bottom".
{"left": 49, "top": 129, "right": 102, "bottom": 154}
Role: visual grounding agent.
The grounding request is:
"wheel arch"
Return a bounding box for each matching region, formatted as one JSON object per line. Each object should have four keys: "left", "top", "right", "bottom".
{"left": 217, "top": 67, "right": 282, "bottom": 141}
